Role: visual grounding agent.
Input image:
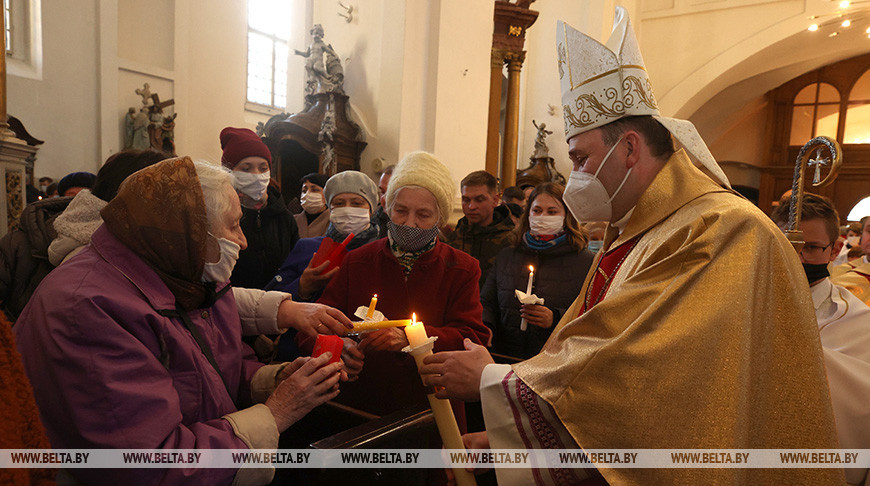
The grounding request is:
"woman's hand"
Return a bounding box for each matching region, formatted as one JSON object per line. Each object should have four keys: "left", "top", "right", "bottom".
{"left": 276, "top": 300, "right": 353, "bottom": 336}
{"left": 340, "top": 338, "right": 365, "bottom": 382}
{"left": 265, "top": 353, "right": 342, "bottom": 432}
{"left": 521, "top": 304, "right": 553, "bottom": 329}
{"left": 358, "top": 327, "right": 409, "bottom": 353}
{"left": 298, "top": 253, "right": 340, "bottom": 300}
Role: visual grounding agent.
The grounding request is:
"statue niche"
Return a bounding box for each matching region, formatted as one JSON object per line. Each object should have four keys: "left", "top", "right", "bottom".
{"left": 260, "top": 24, "right": 365, "bottom": 205}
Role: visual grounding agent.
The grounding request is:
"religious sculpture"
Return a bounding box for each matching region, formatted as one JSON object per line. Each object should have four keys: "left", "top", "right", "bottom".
{"left": 123, "top": 83, "right": 177, "bottom": 155}
{"left": 295, "top": 24, "right": 345, "bottom": 98}
{"left": 516, "top": 118, "right": 565, "bottom": 189}
{"left": 532, "top": 119, "right": 552, "bottom": 159}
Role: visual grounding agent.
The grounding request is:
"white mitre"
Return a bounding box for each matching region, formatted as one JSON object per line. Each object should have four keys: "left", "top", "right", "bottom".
{"left": 558, "top": 7, "right": 730, "bottom": 188}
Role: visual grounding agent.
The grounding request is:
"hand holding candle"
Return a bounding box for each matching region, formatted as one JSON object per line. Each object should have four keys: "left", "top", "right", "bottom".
{"left": 402, "top": 314, "right": 477, "bottom": 486}
{"left": 520, "top": 265, "right": 535, "bottom": 331}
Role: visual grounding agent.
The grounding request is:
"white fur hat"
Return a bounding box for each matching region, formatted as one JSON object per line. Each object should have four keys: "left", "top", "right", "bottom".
{"left": 385, "top": 151, "right": 455, "bottom": 223}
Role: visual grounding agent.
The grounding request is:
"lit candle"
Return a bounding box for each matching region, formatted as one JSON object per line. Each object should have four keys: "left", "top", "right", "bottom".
{"left": 351, "top": 319, "right": 412, "bottom": 333}
{"left": 365, "top": 294, "right": 378, "bottom": 319}
{"left": 526, "top": 265, "right": 535, "bottom": 294}
{"left": 521, "top": 265, "right": 534, "bottom": 331}
{"left": 403, "top": 313, "right": 429, "bottom": 348}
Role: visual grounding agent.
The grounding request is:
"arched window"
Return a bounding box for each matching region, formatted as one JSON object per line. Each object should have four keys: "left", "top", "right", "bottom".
{"left": 844, "top": 69, "right": 870, "bottom": 144}
{"left": 847, "top": 196, "right": 870, "bottom": 221}
{"left": 789, "top": 82, "right": 840, "bottom": 145}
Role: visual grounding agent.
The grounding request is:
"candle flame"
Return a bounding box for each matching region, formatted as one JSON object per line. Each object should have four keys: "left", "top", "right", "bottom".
{"left": 373, "top": 293, "right": 377, "bottom": 298}
{"left": 529, "top": 265, "right": 534, "bottom": 272}
{"left": 412, "top": 312, "right": 417, "bottom": 324}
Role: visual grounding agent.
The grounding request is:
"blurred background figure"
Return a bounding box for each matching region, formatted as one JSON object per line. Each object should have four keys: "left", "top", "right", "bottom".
{"left": 47, "top": 150, "right": 169, "bottom": 267}
{"left": 833, "top": 221, "right": 863, "bottom": 267}
{"left": 482, "top": 182, "right": 594, "bottom": 359}
{"left": 374, "top": 164, "right": 394, "bottom": 238}
{"left": 37, "top": 176, "right": 53, "bottom": 195}
{"left": 220, "top": 127, "right": 299, "bottom": 289}
{"left": 43, "top": 183, "right": 58, "bottom": 198}
{"left": 501, "top": 185, "right": 526, "bottom": 208}
{"left": 295, "top": 172, "right": 330, "bottom": 238}
{"left": 584, "top": 221, "right": 607, "bottom": 254}
{"left": 56, "top": 171, "right": 97, "bottom": 198}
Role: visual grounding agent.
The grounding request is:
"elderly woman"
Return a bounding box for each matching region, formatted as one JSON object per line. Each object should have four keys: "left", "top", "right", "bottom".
{"left": 481, "top": 182, "right": 595, "bottom": 359}
{"left": 14, "top": 158, "right": 344, "bottom": 486}
{"left": 266, "top": 170, "right": 381, "bottom": 302}
{"left": 220, "top": 127, "right": 299, "bottom": 289}
{"left": 314, "top": 152, "right": 491, "bottom": 419}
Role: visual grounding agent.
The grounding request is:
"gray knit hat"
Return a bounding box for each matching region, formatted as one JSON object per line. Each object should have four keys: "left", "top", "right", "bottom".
{"left": 324, "top": 170, "right": 379, "bottom": 211}
{"left": 385, "top": 151, "right": 455, "bottom": 223}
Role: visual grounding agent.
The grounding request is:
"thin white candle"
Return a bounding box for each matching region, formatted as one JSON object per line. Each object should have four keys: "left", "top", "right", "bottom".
{"left": 521, "top": 265, "right": 534, "bottom": 331}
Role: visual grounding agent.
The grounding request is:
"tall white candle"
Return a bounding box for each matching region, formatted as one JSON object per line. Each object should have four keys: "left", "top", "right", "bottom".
{"left": 404, "top": 313, "right": 429, "bottom": 348}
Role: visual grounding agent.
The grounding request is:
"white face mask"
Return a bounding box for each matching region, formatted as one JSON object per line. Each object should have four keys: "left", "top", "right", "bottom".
{"left": 847, "top": 235, "right": 860, "bottom": 247}
{"left": 301, "top": 192, "right": 326, "bottom": 214}
{"left": 232, "top": 171, "right": 270, "bottom": 203}
{"left": 529, "top": 215, "right": 565, "bottom": 236}
{"left": 563, "top": 136, "right": 629, "bottom": 224}
{"left": 587, "top": 240, "right": 604, "bottom": 253}
{"left": 202, "top": 236, "right": 241, "bottom": 283}
{"left": 330, "top": 206, "right": 371, "bottom": 235}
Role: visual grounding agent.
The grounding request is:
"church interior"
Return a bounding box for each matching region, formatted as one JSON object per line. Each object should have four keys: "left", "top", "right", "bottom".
{"left": 5, "top": 0, "right": 870, "bottom": 225}
{"left": 4, "top": 0, "right": 870, "bottom": 485}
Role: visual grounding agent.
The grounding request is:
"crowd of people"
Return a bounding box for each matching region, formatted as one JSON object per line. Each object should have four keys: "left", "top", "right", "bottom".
{"left": 1, "top": 6, "right": 868, "bottom": 486}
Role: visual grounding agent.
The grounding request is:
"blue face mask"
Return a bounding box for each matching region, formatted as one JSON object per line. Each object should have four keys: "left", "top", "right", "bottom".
{"left": 587, "top": 240, "right": 603, "bottom": 253}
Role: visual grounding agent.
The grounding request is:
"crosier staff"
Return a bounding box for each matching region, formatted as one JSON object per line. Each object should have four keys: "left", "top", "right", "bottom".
{"left": 785, "top": 136, "right": 842, "bottom": 254}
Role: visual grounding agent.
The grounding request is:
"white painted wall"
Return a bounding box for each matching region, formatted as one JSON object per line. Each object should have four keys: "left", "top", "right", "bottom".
{"left": 7, "top": 0, "right": 101, "bottom": 180}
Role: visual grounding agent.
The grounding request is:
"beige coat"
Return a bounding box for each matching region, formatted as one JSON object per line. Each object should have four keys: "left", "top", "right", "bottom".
{"left": 294, "top": 210, "right": 330, "bottom": 239}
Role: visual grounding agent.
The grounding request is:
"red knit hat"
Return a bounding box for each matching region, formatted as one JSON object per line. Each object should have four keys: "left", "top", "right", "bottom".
{"left": 219, "top": 127, "right": 272, "bottom": 169}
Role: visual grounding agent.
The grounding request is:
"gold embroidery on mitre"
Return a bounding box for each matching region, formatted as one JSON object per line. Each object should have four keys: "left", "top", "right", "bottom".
{"left": 562, "top": 75, "right": 658, "bottom": 130}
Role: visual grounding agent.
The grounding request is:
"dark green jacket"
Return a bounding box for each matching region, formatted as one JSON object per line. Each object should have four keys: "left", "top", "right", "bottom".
{"left": 442, "top": 204, "right": 515, "bottom": 288}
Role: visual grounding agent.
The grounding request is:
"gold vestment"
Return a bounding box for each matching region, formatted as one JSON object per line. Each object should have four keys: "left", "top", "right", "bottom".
{"left": 831, "top": 259, "right": 870, "bottom": 308}
{"left": 512, "top": 149, "right": 842, "bottom": 484}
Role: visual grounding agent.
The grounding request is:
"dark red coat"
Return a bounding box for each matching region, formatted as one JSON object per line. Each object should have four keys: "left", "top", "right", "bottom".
{"left": 313, "top": 238, "right": 490, "bottom": 418}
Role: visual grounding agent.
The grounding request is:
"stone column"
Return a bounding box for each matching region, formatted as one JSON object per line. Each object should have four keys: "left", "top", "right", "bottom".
{"left": 485, "top": 50, "right": 507, "bottom": 178}
{"left": 0, "top": 6, "right": 14, "bottom": 137}
{"left": 501, "top": 51, "right": 525, "bottom": 189}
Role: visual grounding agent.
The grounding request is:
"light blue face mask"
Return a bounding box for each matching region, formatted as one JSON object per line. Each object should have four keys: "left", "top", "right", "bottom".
{"left": 587, "top": 240, "right": 604, "bottom": 253}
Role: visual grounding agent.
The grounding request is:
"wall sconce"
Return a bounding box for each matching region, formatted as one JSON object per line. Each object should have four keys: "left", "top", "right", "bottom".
{"left": 338, "top": 2, "right": 353, "bottom": 23}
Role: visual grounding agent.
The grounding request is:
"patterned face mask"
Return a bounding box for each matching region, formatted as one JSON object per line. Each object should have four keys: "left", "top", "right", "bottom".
{"left": 388, "top": 220, "right": 439, "bottom": 252}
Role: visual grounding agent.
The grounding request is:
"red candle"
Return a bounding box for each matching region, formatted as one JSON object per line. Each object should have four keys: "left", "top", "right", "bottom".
{"left": 312, "top": 334, "right": 343, "bottom": 364}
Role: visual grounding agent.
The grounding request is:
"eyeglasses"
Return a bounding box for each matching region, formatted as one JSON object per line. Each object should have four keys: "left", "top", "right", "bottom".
{"left": 800, "top": 243, "right": 832, "bottom": 258}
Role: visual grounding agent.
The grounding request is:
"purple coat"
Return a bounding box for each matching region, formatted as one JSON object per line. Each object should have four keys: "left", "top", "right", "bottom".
{"left": 14, "top": 225, "right": 264, "bottom": 485}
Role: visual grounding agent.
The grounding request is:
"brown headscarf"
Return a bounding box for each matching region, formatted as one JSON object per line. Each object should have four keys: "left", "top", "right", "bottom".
{"left": 101, "top": 156, "right": 215, "bottom": 310}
